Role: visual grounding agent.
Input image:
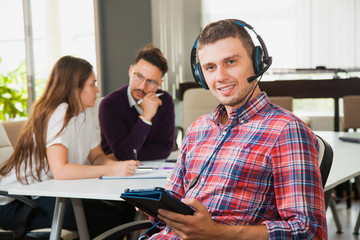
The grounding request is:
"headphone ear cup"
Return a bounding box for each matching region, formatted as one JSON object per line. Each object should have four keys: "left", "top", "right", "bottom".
{"left": 195, "top": 63, "right": 209, "bottom": 90}
{"left": 190, "top": 41, "right": 209, "bottom": 90}
{"left": 252, "top": 46, "right": 264, "bottom": 74}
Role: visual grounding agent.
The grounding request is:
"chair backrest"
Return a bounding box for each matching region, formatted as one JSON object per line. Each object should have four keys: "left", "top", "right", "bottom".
{"left": 316, "top": 135, "right": 333, "bottom": 188}
{"left": 93, "top": 220, "right": 154, "bottom": 240}
{"left": 0, "top": 122, "right": 79, "bottom": 239}
{"left": 343, "top": 95, "right": 360, "bottom": 131}
{"left": 2, "top": 120, "right": 26, "bottom": 147}
{"left": 182, "top": 88, "right": 219, "bottom": 132}
{"left": 0, "top": 123, "right": 13, "bottom": 166}
{"left": 269, "top": 96, "right": 293, "bottom": 112}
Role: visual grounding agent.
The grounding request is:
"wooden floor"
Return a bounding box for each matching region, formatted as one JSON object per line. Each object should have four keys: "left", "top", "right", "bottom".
{"left": 328, "top": 199, "right": 360, "bottom": 240}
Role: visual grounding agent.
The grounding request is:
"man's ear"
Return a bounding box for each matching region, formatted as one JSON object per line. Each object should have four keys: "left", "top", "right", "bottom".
{"left": 159, "top": 79, "right": 164, "bottom": 88}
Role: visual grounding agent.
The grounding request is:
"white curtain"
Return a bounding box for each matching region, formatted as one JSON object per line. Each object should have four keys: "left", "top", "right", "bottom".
{"left": 202, "top": 0, "right": 359, "bottom": 69}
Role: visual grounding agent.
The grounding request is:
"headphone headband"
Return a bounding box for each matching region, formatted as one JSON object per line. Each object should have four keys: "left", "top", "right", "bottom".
{"left": 190, "top": 19, "right": 272, "bottom": 89}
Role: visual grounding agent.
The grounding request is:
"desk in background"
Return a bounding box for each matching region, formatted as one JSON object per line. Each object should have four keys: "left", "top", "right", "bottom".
{"left": 317, "top": 131, "right": 360, "bottom": 192}
{"left": 180, "top": 78, "right": 360, "bottom": 131}
{"left": 316, "top": 131, "right": 360, "bottom": 234}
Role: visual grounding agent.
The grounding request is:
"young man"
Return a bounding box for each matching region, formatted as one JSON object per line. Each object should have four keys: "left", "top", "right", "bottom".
{"left": 149, "top": 20, "right": 326, "bottom": 239}
{"left": 99, "top": 44, "right": 175, "bottom": 161}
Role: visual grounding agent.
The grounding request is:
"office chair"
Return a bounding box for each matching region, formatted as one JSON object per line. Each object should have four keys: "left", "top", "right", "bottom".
{"left": 0, "top": 123, "right": 78, "bottom": 240}
{"left": 182, "top": 88, "right": 219, "bottom": 132}
{"left": 0, "top": 191, "right": 39, "bottom": 240}
{"left": 0, "top": 191, "right": 77, "bottom": 240}
{"left": 343, "top": 95, "right": 360, "bottom": 132}
{"left": 316, "top": 135, "right": 333, "bottom": 188}
{"left": 0, "top": 123, "right": 41, "bottom": 239}
{"left": 93, "top": 219, "right": 155, "bottom": 240}
{"left": 268, "top": 96, "right": 293, "bottom": 112}
{"left": 316, "top": 135, "right": 343, "bottom": 233}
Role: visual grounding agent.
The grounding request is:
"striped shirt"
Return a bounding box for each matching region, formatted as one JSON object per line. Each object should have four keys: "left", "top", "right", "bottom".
{"left": 150, "top": 92, "right": 327, "bottom": 239}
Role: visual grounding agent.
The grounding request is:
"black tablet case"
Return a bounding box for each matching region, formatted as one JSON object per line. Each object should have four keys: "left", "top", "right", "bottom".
{"left": 120, "top": 187, "right": 194, "bottom": 221}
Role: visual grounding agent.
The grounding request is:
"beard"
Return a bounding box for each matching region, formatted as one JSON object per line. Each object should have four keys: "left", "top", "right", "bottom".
{"left": 217, "top": 81, "right": 256, "bottom": 107}
{"left": 131, "top": 89, "right": 146, "bottom": 101}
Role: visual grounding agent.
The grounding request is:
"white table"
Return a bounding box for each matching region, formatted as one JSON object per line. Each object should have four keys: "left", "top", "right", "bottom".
{"left": 316, "top": 131, "right": 360, "bottom": 233}
{"left": 317, "top": 131, "right": 360, "bottom": 192}
{"left": 9, "top": 137, "right": 360, "bottom": 237}
{"left": 8, "top": 166, "right": 171, "bottom": 240}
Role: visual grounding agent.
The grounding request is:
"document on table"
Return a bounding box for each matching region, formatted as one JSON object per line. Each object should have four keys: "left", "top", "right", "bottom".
{"left": 339, "top": 132, "right": 360, "bottom": 143}
{"left": 100, "top": 160, "right": 175, "bottom": 179}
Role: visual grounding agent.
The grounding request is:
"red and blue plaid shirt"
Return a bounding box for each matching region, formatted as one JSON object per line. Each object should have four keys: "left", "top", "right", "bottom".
{"left": 150, "top": 92, "right": 326, "bottom": 239}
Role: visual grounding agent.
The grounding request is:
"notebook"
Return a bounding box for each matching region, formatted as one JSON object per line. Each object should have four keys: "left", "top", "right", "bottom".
{"left": 339, "top": 132, "right": 360, "bottom": 143}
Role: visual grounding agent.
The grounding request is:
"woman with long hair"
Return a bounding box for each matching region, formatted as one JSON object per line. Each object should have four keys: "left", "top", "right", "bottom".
{"left": 0, "top": 55, "right": 139, "bottom": 238}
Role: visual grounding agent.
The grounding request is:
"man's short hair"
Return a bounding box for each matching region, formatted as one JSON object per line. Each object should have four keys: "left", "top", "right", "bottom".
{"left": 134, "top": 44, "right": 168, "bottom": 76}
{"left": 198, "top": 19, "right": 255, "bottom": 59}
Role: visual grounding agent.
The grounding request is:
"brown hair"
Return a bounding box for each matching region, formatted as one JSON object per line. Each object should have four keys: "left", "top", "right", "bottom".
{"left": 198, "top": 19, "right": 255, "bottom": 59}
{"left": 134, "top": 43, "right": 168, "bottom": 76}
{"left": 0, "top": 55, "right": 93, "bottom": 184}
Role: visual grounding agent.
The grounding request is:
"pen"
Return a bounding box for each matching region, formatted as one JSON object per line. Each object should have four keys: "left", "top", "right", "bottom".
{"left": 138, "top": 166, "right": 155, "bottom": 170}
{"left": 137, "top": 166, "right": 173, "bottom": 170}
{"left": 137, "top": 93, "right": 164, "bottom": 105}
{"left": 133, "top": 148, "right": 137, "bottom": 160}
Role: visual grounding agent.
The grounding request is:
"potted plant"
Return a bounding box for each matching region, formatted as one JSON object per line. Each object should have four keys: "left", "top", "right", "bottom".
{"left": 0, "top": 58, "right": 28, "bottom": 121}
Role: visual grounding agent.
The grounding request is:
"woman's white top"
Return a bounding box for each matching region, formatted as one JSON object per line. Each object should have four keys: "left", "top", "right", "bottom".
{"left": 0, "top": 103, "right": 99, "bottom": 205}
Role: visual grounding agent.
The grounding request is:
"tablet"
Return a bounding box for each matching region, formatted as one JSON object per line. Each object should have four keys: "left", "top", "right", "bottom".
{"left": 120, "top": 187, "right": 194, "bottom": 222}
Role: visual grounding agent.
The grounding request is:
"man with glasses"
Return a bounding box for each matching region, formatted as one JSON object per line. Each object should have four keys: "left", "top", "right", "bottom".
{"left": 98, "top": 44, "right": 175, "bottom": 161}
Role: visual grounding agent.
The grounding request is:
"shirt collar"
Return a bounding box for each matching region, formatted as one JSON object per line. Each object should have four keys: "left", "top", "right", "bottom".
{"left": 127, "top": 86, "right": 143, "bottom": 115}
{"left": 211, "top": 91, "right": 269, "bottom": 125}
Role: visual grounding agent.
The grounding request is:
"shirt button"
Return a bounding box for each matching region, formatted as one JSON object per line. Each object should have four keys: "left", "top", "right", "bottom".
{"left": 201, "top": 177, "right": 205, "bottom": 182}
{"left": 222, "top": 131, "right": 227, "bottom": 135}
{"left": 240, "top": 120, "right": 245, "bottom": 124}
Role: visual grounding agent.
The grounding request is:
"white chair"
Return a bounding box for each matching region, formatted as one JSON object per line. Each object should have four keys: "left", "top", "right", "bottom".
{"left": 343, "top": 95, "right": 360, "bottom": 132}
{"left": 269, "top": 96, "right": 293, "bottom": 112}
{"left": 182, "top": 88, "right": 219, "bottom": 133}
{"left": 1, "top": 121, "right": 26, "bottom": 148}
{"left": 0, "top": 123, "right": 14, "bottom": 168}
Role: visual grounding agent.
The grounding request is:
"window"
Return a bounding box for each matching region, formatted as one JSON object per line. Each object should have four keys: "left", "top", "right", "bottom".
{"left": 0, "top": 0, "right": 25, "bottom": 75}
{"left": 201, "top": 0, "right": 359, "bottom": 130}
{"left": 0, "top": 0, "right": 96, "bottom": 120}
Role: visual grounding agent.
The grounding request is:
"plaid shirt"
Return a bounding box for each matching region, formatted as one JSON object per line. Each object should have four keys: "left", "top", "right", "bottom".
{"left": 150, "top": 92, "right": 327, "bottom": 240}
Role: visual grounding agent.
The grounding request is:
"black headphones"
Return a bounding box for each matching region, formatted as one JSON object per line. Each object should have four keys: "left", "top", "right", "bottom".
{"left": 190, "top": 19, "right": 273, "bottom": 90}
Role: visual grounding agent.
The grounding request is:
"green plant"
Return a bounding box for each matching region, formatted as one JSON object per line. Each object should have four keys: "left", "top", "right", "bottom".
{"left": 0, "top": 57, "right": 28, "bottom": 121}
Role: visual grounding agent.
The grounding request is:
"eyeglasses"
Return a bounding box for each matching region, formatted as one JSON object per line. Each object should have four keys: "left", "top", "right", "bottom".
{"left": 132, "top": 71, "right": 161, "bottom": 89}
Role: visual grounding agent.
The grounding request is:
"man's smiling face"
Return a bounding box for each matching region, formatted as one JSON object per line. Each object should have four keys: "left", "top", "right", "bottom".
{"left": 198, "top": 37, "right": 258, "bottom": 113}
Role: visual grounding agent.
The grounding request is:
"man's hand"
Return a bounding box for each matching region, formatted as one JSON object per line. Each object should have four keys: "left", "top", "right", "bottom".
{"left": 157, "top": 198, "right": 269, "bottom": 240}
{"left": 139, "top": 92, "right": 162, "bottom": 122}
{"left": 157, "top": 198, "right": 222, "bottom": 240}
